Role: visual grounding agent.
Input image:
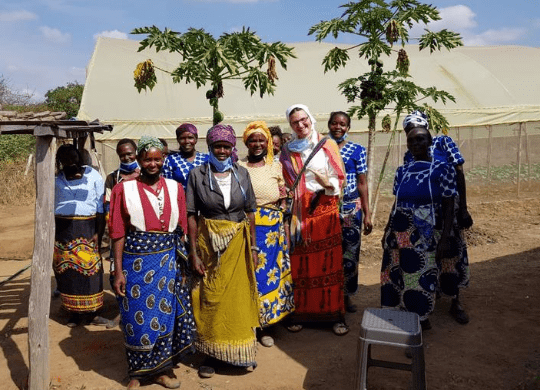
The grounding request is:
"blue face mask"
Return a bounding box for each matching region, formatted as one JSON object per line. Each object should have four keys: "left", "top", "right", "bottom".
{"left": 330, "top": 132, "right": 348, "bottom": 144}
{"left": 287, "top": 137, "right": 311, "bottom": 153}
{"left": 119, "top": 160, "right": 139, "bottom": 173}
{"left": 208, "top": 152, "right": 233, "bottom": 173}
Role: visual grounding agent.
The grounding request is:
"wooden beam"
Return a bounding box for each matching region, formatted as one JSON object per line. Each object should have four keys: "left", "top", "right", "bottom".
{"left": 27, "top": 134, "right": 56, "bottom": 390}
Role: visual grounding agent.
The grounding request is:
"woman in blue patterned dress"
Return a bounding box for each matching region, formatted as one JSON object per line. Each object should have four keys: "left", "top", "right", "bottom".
{"left": 403, "top": 111, "right": 471, "bottom": 324}
{"left": 381, "top": 127, "right": 456, "bottom": 330}
{"left": 327, "top": 111, "right": 373, "bottom": 313}
{"left": 162, "top": 123, "right": 209, "bottom": 190}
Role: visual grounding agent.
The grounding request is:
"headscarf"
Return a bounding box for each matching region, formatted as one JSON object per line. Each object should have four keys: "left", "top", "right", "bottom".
{"left": 285, "top": 104, "right": 317, "bottom": 153}
{"left": 176, "top": 123, "right": 198, "bottom": 137}
{"left": 206, "top": 124, "right": 238, "bottom": 168}
{"left": 403, "top": 110, "right": 429, "bottom": 132}
{"left": 243, "top": 120, "right": 274, "bottom": 164}
{"left": 137, "top": 135, "right": 164, "bottom": 155}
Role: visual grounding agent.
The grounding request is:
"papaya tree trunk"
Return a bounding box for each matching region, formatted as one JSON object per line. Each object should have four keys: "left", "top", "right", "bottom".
{"left": 366, "top": 113, "right": 377, "bottom": 214}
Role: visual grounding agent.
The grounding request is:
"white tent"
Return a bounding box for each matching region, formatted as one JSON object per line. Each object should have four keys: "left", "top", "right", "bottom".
{"left": 79, "top": 37, "right": 540, "bottom": 172}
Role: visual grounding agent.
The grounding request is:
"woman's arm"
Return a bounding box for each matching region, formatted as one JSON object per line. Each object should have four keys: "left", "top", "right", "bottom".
{"left": 112, "top": 237, "right": 126, "bottom": 297}
{"left": 357, "top": 173, "right": 373, "bottom": 235}
{"left": 437, "top": 196, "right": 455, "bottom": 261}
{"left": 455, "top": 165, "right": 473, "bottom": 228}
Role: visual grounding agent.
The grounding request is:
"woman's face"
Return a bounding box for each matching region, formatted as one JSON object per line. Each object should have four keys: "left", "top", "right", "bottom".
{"left": 117, "top": 143, "right": 136, "bottom": 164}
{"left": 407, "top": 127, "right": 431, "bottom": 160}
{"left": 211, "top": 141, "right": 233, "bottom": 161}
{"left": 328, "top": 113, "right": 350, "bottom": 140}
{"left": 289, "top": 110, "right": 312, "bottom": 139}
{"left": 246, "top": 133, "right": 268, "bottom": 157}
{"left": 138, "top": 147, "right": 164, "bottom": 178}
{"left": 178, "top": 132, "right": 197, "bottom": 154}
{"left": 272, "top": 135, "right": 282, "bottom": 155}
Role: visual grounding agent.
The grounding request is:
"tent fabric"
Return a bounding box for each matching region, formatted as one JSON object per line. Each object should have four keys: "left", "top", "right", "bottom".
{"left": 79, "top": 37, "right": 540, "bottom": 140}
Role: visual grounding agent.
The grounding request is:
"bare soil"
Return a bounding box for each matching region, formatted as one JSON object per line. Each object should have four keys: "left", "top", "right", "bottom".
{"left": 1, "top": 182, "right": 539, "bottom": 390}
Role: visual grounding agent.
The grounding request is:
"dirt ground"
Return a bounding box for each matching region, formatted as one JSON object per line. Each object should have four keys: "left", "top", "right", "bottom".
{"left": 1, "top": 182, "right": 540, "bottom": 390}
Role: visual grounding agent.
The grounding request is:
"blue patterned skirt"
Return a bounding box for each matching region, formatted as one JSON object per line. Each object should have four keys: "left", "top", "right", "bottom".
{"left": 118, "top": 231, "right": 195, "bottom": 379}
{"left": 340, "top": 198, "right": 363, "bottom": 297}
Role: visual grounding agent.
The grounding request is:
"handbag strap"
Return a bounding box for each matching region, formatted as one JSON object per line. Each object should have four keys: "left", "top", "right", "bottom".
{"left": 288, "top": 136, "right": 329, "bottom": 194}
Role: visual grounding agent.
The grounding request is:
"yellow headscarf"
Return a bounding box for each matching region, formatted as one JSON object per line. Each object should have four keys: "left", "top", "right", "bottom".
{"left": 243, "top": 121, "right": 274, "bottom": 164}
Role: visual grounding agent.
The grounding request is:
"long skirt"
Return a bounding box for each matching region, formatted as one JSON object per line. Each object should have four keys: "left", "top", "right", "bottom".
{"left": 53, "top": 215, "right": 103, "bottom": 313}
{"left": 192, "top": 218, "right": 259, "bottom": 367}
{"left": 118, "top": 231, "right": 195, "bottom": 379}
{"left": 380, "top": 204, "right": 440, "bottom": 320}
{"left": 340, "top": 198, "right": 363, "bottom": 297}
{"left": 254, "top": 207, "right": 294, "bottom": 327}
{"left": 438, "top": 194, "right": 470, "bottom": 297}
{"left": 289, "top": 194, "right": 345, "bottom": 323}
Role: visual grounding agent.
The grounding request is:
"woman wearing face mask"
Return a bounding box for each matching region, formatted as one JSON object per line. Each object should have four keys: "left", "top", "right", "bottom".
{"left": 162, "top": 123, "right": 209, "bottom": 190}
{"left": 381, "top": 126, "right": 456, "bottom": 330}
{"left": 238, "top": 121, "right": 294, "bottom": 348}
{"left": 279, "top": 104, "right": 348, "bottom": 336}
{"left": 109, "top": 136, "right": 195, "bottom": 389}
{"left": 186, "top": 124, "right": 259, "bottom": 378}
{"left": 327, "top": 111, "right": 373, "bottom": 314}
{"left": 54, "top": 144, "right": 110, "bottom": 328}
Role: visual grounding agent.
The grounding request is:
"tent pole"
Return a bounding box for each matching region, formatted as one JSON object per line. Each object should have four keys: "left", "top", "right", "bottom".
{"left": 524, "top": 123, "right": 530, "bottom": 186}
{"left": 469, "top": 127, "right": 474, "bottom": 169}
{"left": 28, "top": 134, "right": 56, "bottom": 390}
{"left": 486, "top": 125, "right": 492, "bottom": 185}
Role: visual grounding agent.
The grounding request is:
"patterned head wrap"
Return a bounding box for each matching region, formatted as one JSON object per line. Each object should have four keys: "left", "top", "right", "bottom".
{"left": 206, "top": 124, "right": 238, "bottom": 162}
{"left": 176, "top": 123, "right": 198, "bottom": 138}
{"left": 403, "top": 110, "right": 429, "bottom": 132}
{"left": 243, "top": 121, "right": 274, "bottom": 163}
{"left": 137, "top": 135, "right": 164, "bottom": 155}
{"left": 285, "top": 103, "right": 316, "bottom": 132}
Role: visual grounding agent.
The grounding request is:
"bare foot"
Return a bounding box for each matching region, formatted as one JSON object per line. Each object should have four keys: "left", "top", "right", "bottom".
{"left": 126, "top": 379, "right": 140, "bottom": 389}
{"left": 155, "top": 374, "right": 180, "bottom": 389}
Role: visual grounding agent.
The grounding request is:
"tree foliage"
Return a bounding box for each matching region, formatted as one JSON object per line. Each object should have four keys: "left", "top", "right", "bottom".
{"left": 309, "top": 0, "right": 464, "bottom": 216}
{"left": 45, "top": 82, "right": 84, "bottom": 119}
{"left": 131, "top": 26, "right": 296, "bottom": 125}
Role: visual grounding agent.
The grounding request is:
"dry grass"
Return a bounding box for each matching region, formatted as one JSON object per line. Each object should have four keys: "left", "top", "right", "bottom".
{"left": 0, "top": 158, "right": 36, "bottom": 205}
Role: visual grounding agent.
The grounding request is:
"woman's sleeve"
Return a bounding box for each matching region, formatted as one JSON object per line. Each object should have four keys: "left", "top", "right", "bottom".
{"left": 176, "top": 182, "right": 188, "bottom": 233}
{"left": 393, "top": 167, "right": 402, "bottom": 196}
{"left": 186, "top": 169, "right": 198, "bottom": 214}
{"left": 243, "top": 169, "right": 258, "bottom": 212}
{"left": 355, "top": 145, "right": 368, "bottom": 175}
{"left": 109, "top": 184, "right": 130, "bottom": 240}
{"left": 439, "top": 136, "right": 465, "bottom": 166}
{"left": 94, "top": 169, "right": 105, "bottom": 214}
{"left": 275, "top": 162, "right": 287, "bottom": 198}
{"left": 440, "top": 163, "right": 458, "bottom": 198}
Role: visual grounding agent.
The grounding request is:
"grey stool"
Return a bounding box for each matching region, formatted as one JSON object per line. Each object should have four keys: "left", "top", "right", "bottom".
{"left": 354, "top": 308, "right": 426, "bottom": 390}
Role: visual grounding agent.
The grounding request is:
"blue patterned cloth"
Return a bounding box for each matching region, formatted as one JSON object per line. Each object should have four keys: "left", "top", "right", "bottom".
{"left": 162, "top": 151, "right": 208, "bottom": 190}
{"left": 119, "top": 231, "right": 195, "bottom": 379}
{"left": 254, "top": 207, "right": 295, "bottom": 326}
{"left": 381, "top": 160, "right": 457, "bottom": 320}
{"left": 340, "top": 142, "right": 367, "bottom": 202}
{"left": 404, "top": 135, "right": 465, "bottom": 167}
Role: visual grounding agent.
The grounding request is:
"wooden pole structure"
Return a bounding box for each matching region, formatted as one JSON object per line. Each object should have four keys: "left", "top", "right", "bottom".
{"left": 524, "top": 123, "right": 531, "bottom": 185}
{"left": 469, "top": 127, "right": 474, "bottom": 169}
{"left": 516, "top": 123, "right": 523, "bottom": 197}
{"left": 27, "top": 133, "right": 56, "bottom": 390}
{"left": 486, "top": 126, "right": 492, "bottom": 184}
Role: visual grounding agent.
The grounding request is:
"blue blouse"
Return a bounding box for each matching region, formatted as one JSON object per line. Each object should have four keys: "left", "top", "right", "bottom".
{"left": 404, "top": 135, "right": 465, "bottom": 166}
{"left": 340, "top": 141, "right": 368, "bottom": 202}
{"left": 55, "top": 166, "right": 104, "bottom": 216}
{"left": 162, "top": 151, "right": 209, "bottom": 190}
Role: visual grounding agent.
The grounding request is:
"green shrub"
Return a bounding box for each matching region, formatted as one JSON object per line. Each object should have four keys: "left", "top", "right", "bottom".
{"left": 0, "top": 134, "right": 35, "bottom": 162}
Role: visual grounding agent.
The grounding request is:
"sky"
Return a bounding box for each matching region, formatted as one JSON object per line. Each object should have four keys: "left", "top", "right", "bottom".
{"left": 0, "top": 0, "right": 538, "bottom": 103}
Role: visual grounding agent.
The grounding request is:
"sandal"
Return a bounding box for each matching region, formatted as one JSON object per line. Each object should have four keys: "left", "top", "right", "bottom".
{"left": 260, "top": 335, "right": 274, "bottom": 347}
{"left": 286, "top": 324, "right": 303, "bottom": 333}
{"left": 332, "top": 322, "right": 349, "bottom": 336}
{"left": 126, "top": 379, "right": 140, "bottom": 389}
{"left": 198, "top": 365, "right": 215, "bottom": 379}
{"left": 89, "top": 316, "right": 116, "bottom": 328}
{"left": 154, "top": 374, "right": 180, "bottom": 389}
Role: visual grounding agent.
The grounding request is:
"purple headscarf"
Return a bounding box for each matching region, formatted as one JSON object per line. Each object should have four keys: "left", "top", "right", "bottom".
{"left": 176, "top": 123, "right": 198, "bottom": 137}
{"left": 206, "top": 124, "right": 238, "bottom": 162}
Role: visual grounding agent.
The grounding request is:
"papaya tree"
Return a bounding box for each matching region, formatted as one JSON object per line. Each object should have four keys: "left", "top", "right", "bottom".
{"left": 131, "top": 26, "right": 296, "bottom": 125}
{"left": 309, "top": 0, "right": 463, "bottom": 218}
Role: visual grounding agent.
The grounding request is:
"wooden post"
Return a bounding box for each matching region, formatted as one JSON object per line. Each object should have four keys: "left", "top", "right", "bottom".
{"left": 24, "top": 154, "right": 34, "bottom": 176}
{"left": 28, "top": 134, "right": 56, "bottom": 390}
{"left": 516, "top": 123, "right": 523, "bottom": 197}
{"left": 469, "top": 127, "right": 474, "bottom": 169}
{"left": 486, "top": 126, "right": 492, "bottom": 184}
{"left": 524, "top": 123, "right": 530, "bottom": 185}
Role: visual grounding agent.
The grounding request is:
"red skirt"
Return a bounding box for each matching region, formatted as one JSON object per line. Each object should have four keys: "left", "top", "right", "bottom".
{"left": 290, "top": 194, "right": 345, "bottom": 323}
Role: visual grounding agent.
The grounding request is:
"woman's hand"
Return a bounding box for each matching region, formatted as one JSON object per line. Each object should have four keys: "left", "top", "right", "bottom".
{"left": 113, "top": 272, "right": 126, "bottom": 297}
{"left": 308, "top": 168, "right": 333, "bottom": 190}
{"left": 189, "top": 252, "right": 206, "bottom": 276}
{"left": 363, "top": 212, "right": 373, "bottom": 235}
{"left": 436, "top": 235, "right": 452, "bottom": 261}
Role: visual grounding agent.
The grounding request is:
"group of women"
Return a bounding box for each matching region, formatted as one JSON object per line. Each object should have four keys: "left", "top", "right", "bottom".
{"left": 53, "top": 104, "right": 470, "bottom": 389}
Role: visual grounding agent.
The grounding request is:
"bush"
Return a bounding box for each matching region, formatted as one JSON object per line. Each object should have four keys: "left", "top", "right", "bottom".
{"left": 0, "top": 134, "right": 35, "bottom": 162}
